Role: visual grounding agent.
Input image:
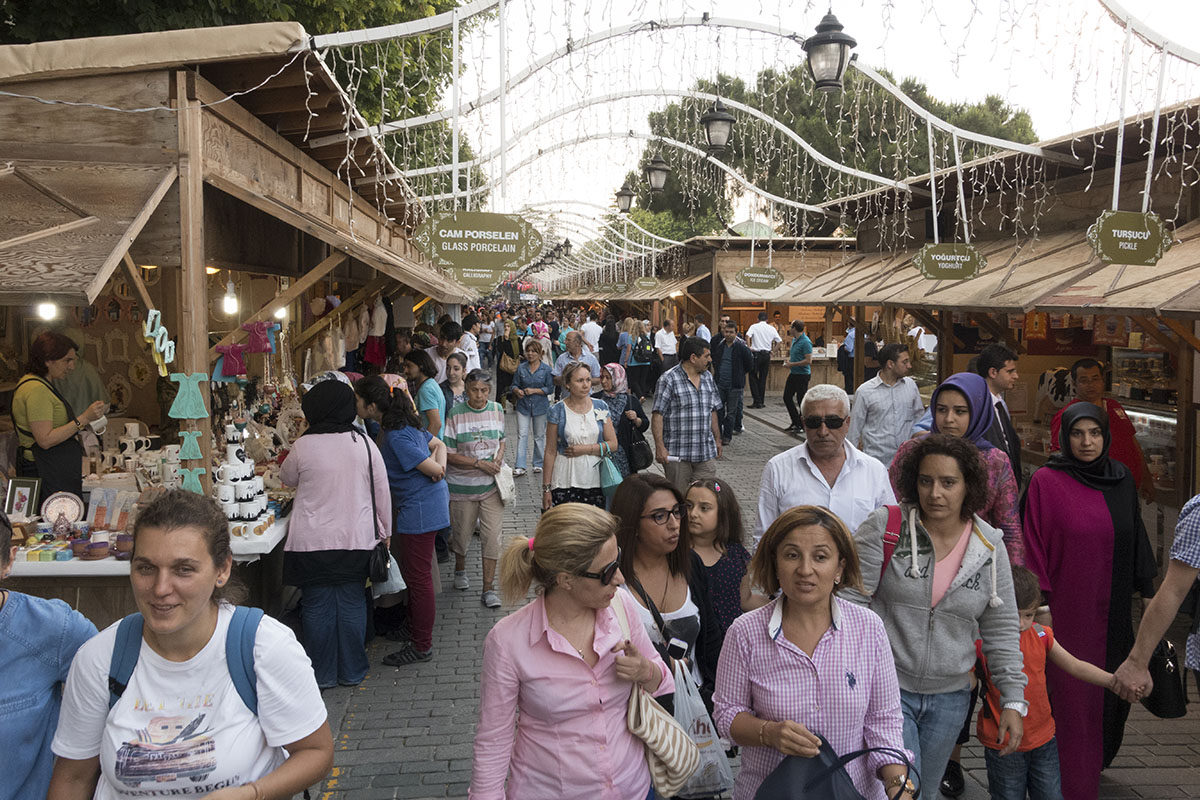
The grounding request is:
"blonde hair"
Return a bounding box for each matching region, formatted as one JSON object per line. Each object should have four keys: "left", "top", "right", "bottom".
{"left": 499, "top": 503, "right": 619, "bottom": 605}
{"left": 750, "top": 505, "right": 863, "bottom": 596}
{"left": 622, "top": 317, "right": 640, "bottom": 338}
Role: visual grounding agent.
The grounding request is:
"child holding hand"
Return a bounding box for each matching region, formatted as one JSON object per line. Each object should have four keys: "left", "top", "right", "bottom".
{"left": 976, "top": 565, "right": 1119, "bottom": 800}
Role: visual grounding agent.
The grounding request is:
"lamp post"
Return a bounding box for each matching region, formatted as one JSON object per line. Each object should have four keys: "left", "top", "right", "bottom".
{"left": 802, "top": 9, "right": 857, "bottom": 92}
{"left": 700, "top": 98, "right": 736, "bottom": 153}
{"left": 563, "top": 238, "right": 573, "bottom": 257}
{"left": 645, "top": 153, "right": 671, "bottom": 193}
{"left": 615, "top": 181, "right": 635, "bottom": 213}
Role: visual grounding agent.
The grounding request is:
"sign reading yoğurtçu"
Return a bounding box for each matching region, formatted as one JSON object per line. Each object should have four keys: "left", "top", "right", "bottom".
{"left": 914, "top": 243, "right": 986, "bottom": 280}
{"left": 1086, "top": 210, "right": 1173, "bottom": 267}
{"left": 413, "top": 212, "right": 544, "bottom": 271}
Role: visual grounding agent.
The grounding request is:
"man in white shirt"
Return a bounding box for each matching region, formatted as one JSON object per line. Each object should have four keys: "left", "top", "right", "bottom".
{"left": 477, "top": 314, "right": 494, "bottom": 368}
{"left": 756, "top": 383, "right": 895, "bottom": 543}
{"left": 694, "top": 313, "right": 712, "bottom": 343}
{"left": 424, "top": 320, "right": 465, "bottom": 383}
{"left": 746, "top": 312, "right": 782, "bottom": 409}
{"left": 580, "top": 311, "right": 603, "bottom": 355}
{"left": 847, "top": 343, "right": 926, "bottom": 466}
{"left": 459, "top": 314, "right": 482, "bottom": 373}
{"left": 654, "top": 319, "right": 679, "bottom": 370}
{"left": 552, "top": 330, "right": 601, "bottom": 387}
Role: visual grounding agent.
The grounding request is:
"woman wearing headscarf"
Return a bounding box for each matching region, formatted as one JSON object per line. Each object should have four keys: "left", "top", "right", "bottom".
{"left": 280, "top": 380, "right": 392, "bottom": 689}
{"left": 889, "top": 372, "right": 1023, "bottom": 564}
{"left": 592, "top": 363, "right": 648, "bottom": 478}
{"left": 496, "top": 320, "right": 521, "bottom": 407}
{"left": 1021, "top": 402, "right": 1157, "bottom": 799}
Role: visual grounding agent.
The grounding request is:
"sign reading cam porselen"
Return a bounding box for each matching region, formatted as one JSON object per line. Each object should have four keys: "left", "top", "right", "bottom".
{"left": 735, "top": 265, "right": 785, "bottom": 291}
{"left": 412, "top": 212, "right": 544, "bottom": 287}
{"left": 914, "top": 243, "right": 986, "bottom": 280}
{"left": 1086, "top": 210, "right": 1173, "bottom": 266}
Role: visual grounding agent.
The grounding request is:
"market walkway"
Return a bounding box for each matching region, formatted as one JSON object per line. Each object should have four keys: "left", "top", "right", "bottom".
{"left": 313, "top": 395, "right": 1200, "bottom": 800}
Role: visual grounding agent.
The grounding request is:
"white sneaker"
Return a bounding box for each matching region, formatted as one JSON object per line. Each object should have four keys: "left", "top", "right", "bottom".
{"left": 532, "top": 466, "right": 542, "bottom": 474}
{"left": 454, "top": 571, "right": 469, "bottom": 590}
{"left": 513, "top": 467, "right": 527, "bottom": 477}
{"left": 482, "top": 590, "right": 501, "bottom": 608}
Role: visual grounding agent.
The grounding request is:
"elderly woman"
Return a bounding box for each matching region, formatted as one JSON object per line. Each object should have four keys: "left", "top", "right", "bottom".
{"left": 592, "top": 363, "right": 648, "bottom": 478}
{"left": 847, "top": 435, "right": 1025, "bottom": 795}
{"left": 49, "top": 491, "right": 333, "bottom": 799}
{"left": 280, "top": 380, "right": 392, "bottom": 688}
{"left": 542, "top": 361, "right": 617, "bottom": 511}
{"left": 12, "top": 331, "right": 108, "bottom": 498}
{"left": 1, "top": 510, "right": 96, "bottom": 799}
{"left": 1022, "top": 403, "right": 1156, "bottom": 799}
{"left": 469, "top": 503, "right": 673, "bottom": 800}
{"left": 714, "top": 506, "right": 913, "bottom": 800}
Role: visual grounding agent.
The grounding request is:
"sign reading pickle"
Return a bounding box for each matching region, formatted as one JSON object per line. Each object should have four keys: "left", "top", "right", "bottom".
{"left": 413, "top": 212, "right": 544, "bottom": 271}
{"left": 1086, "top": 210, "right": 1173, "bottom": 266}
{"left": 914, "top": 243, "right": 986, "bottom": 280}
{"left": 735, "top": 265, "right": 785, "bottom": 291}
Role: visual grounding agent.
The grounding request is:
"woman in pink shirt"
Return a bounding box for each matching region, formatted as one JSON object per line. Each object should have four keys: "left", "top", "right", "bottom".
{"left": 469, "top": 503, "right": 674, "bottom": 800}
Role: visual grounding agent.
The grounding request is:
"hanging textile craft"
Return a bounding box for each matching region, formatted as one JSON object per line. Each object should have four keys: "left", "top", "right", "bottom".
{"left": 215, "top": 344, "right": 249, "bottom": 376}
{"left": 241, "top": 321, "right": 274, "bottom": 353}
{"left": 179, "top": 430, "right": 204, "bottom": 460}
{"left": 168, "top": 372, "right": 209, "bottom": 419}
{"left": 179, "top": 467, "right": 206, "bottom": 494}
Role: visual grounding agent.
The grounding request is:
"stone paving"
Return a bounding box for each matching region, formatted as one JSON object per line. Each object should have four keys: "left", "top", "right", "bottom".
{"left": 312, "top": 393, "right": 1200, "bottom": 799}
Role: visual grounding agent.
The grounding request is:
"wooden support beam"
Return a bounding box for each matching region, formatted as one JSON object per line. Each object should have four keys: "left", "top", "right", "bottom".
{"left": 1130, "top": 316, "right": 1179, "bottom": 352}
{"left": 938, "top": 310, "right": 955, "bottom": 383}
{"left": 710, "top": 265, "right": 719, "bottom": 338}
{"left": 121, "top": 254, "right": 156, "bottom": 313}
{"left": 909, "top": 308, "right": 965, "bottom": 351}
{"left": 84, "top": 166, "right": 179, "bottom": 303}
{"left": 292, "top": 275, "right": 392, "bottom": 352}
{"left": 1157, "top": 316, "right": 1200, "bottom": 356}
{"left": 209, "top": 251, "right": 348, "bottom": 356}
{"left": 971, "top": 312, "right": 1022, "bottom": 354}
{"left": 853, "top": 304, "right": 865, "bottom": 390}
{"left": 175, "top": 72, "right": 212, "bottom": 492}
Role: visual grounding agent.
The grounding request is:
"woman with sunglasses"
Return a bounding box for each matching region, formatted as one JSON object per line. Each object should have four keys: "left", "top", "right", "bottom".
{"left": 470, "top": 503, "right": 673, "bottom": 800}
{"left": 610, "top": 473, "right": 722, "bottom": 709}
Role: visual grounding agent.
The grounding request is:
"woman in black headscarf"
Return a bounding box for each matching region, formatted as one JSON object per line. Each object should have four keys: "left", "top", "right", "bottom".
{"left": 1021, "top": 402, "right": 1156, "bottom": 799}
{"left": 280, "top": 380, "right": 392, "bottom": 688}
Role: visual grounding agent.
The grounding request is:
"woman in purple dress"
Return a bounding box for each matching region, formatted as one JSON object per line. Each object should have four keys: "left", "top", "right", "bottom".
{"left": 1022, "top": 402, "right": 1157, "bottom": 799}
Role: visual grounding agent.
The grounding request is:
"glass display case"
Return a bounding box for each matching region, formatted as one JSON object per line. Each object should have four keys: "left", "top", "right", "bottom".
{"left": 1111, "top": 348, "right": 1177, "bottom": 406}
{"left": 1125, "top": 407, "right": 1177, "bottom": 491}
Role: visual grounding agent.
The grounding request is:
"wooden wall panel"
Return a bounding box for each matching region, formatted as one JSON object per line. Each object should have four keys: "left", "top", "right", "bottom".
{"left": 202, "top": 113, "right": 299, "bottom": 205}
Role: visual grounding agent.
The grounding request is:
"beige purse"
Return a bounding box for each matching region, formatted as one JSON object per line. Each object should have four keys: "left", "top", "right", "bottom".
{"left": 610, "top": 594, "right": 700, "bottom": 797}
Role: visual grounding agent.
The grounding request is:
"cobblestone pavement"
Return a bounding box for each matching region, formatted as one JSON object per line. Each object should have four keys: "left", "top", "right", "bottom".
{"left": 313, "top": 394, "right": 1200, "bottom": 800}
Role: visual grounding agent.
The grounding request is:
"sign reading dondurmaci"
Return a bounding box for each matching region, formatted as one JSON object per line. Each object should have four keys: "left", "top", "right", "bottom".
{"left": 1086, "top": 210, "right": 1173, "bottom": 267}
{"left": 914, "top": 243, "right": 986, "bottom": 280}
{"left": 413, "top": 212, "right": 545, "bottom": 272}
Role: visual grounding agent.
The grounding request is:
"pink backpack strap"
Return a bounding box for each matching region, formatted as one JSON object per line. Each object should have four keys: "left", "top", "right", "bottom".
{"left": 880, "top": 505, "right": 902, "bottom": 583}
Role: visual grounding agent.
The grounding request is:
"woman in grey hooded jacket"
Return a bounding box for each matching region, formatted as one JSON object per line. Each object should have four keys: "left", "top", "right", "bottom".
{"left": 844, "top": 435, "right": 1026, "bottom": 793}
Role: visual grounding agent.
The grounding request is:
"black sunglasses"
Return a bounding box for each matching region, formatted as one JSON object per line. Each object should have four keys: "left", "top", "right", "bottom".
{"left": 579, "top": 546, "right": 622, "bottom": 585}
{"left": 641, "top": 504, "right": 685, "bottom": 526}
{"left": 803, "top": 414, "right": 846, "bottom": 430}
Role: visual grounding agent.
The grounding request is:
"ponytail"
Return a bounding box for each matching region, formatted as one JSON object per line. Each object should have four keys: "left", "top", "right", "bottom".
{"left": 498, "top": 504, "right": 618, "bottom": 606}
{"left": 355, "top": 376, "right": 420, "bottom": 430}
{"left": 499, "top": 537, "right": 539, "bottom": 606}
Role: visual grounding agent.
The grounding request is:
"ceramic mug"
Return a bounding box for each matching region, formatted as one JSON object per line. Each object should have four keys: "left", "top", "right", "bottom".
{"left": 212, "top": 463, "right": 236, "bottom": 484}
{"left": 231, "top": 522, "right": 247, "bottom": 538}
{"left": 238, "top": 500, "right": 257, "bottom": 520}
{"left": 236, "top": 461, "right": 255, "bottom": 481}
{"left": 255, "top": 495, "right": 268, "bottom": 515}
{"left": 235, "top": 481, "right": 256, "bottom": 501}
{"left": 222, "top": 501, "right": 239, "bottom": 520}
{"left": 124, "top": 423, "right": 141, "bottom": 437}
{"left": 162, "top": 444, "right": 181, "bottom": 461}
{"left": 89, "top": 415, "right": 108, "bottom": 435}
{"left": 119, "top": 437, "right": 151, "bottom": 454}
{"left": 225, "top": 424, "right": 240, "bottom": 443}
{"left": 225, "top": 444, "right": 247, "bottom": 464}
{"left": 214, "top": 483, "right": 234, "bottom": 502}
{"left": 251, "top": 476, "right": 265, "bottom": 495}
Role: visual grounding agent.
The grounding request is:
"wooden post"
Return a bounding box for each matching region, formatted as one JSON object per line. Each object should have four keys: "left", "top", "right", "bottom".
{"left": 1177, "top": 336, "right": 1193, "bottom": 507}
{"left": 710, "top": 262, "right": 719, "bottom": 335}
{"left": 824, "top": 305, "right": 834, "bottom": 346}
{"left": 176, "top": 71, "right": 213, "bottom": 492}
{"left": 853, "top": 304, "right": 865, "bottom": 391}
{"left": 938, "top": 310, "right": 955, "bottom": 383}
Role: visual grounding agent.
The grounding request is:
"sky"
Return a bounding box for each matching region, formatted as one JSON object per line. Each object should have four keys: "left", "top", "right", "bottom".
{"left": 376, "top": 0, "right": 1200, "bottom": 275}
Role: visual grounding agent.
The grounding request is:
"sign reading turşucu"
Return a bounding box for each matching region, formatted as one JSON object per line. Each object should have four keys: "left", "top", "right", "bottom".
{"left": 914, "top": 243, "right": 986, "bottom": 280}
{"left": 1086, "top": 210, "right": 1173, "bottom": 266}
{"left": 413, "top": 212, "right": 544, "bottom": 272}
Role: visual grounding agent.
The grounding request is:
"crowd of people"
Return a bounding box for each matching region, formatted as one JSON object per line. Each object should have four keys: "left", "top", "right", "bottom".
{"left": 3, "top": 301, "right": 1196, "bottom": 800}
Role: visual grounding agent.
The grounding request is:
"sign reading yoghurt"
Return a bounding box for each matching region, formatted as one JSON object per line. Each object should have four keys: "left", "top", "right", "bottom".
{"left": 914, "top": 243, "right": 986, "bottom": 280}
{"left": 413, "top": 211, "right": 544, "bottom": 271}
{"left": 1086, "top": 210, "right": 1172, "bottom": 266}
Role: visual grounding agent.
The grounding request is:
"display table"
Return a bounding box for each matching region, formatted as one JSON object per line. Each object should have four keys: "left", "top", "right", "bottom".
{"left": 766, "top": 356, "right": 839, "bottom": 393}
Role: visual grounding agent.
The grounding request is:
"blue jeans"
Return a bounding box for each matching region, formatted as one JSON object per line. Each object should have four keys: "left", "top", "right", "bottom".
{"left": 900, "top": 689, "right": 971, "bottom": 796}
{"left": 300, "top": 582, "right": 370, "bottom": 688}
{"left": 984, "top": 737, "right": 1062, "bottom": 800}
{"left": 717, "top": 384, "right": 743, "bottom": 439}
{"left": 516, "top": 411, "right": 547, "bottom": 469}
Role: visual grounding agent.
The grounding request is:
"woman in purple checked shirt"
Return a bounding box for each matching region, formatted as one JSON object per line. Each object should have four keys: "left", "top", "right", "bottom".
{"left": 713, "top": 506, "right": 915, "bottom": 800}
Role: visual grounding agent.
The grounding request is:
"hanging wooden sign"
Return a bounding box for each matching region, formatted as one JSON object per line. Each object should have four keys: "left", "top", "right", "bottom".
{"left": 914, "top": 243, "right": 986, "bottom": 280}
{"left": 735, "top": 265, "right": 785, "bottom": 290}
{"left": 1086, "top": 210, "right": 1172, "bottom": 266}
{"left": 449, "top": 266, "right": 504, "bottom": 288}
{"left": 634, "top": 276, "right": 660, "bottom": 291}
{"left": 610, "top": 282, "right": 630, "bottom": 295}
{"left": 412, "top": 212, "right": 544, "bottom": 271}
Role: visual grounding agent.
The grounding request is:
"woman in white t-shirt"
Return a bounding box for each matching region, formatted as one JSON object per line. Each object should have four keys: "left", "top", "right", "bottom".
{"left": 48, "top": 491, "right": 332, "bottom": 800}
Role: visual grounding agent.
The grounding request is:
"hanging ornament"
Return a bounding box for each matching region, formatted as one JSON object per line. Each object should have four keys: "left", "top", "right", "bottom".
{"left": 168, "top": 372, "right": 209, "bottom": 419}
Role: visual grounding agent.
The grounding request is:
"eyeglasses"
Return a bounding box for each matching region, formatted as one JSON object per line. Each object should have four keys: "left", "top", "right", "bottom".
{"left": 803, "top": 415, "right": 846, "bottom": 430}
{"left": 641, "top": 504, "right": 685, "bottom": 526}
{"left": 579, "top": 547, "right": 622, "bottom": 585}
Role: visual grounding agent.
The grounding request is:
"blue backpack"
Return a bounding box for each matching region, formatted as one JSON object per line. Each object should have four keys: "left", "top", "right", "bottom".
{"left": 108, "top": 606, "right": 264, "bottom": 713}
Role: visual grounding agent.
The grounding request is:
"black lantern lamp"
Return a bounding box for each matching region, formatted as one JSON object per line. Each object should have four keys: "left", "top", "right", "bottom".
{"left": 700, "top": 99, "right": 735, "bottom": 153}
{"left": 802, "top": 9, "right": 857, "bottom": 92}
{"left": 615, "top": 181, "right": 635, "bottom": 213}
{"left": 544, "top": 250, "right": 556, "bottom": 267}
{"left": 644, "top": 153, "right": 671, "bottom": 193}
{"left": 563, "top": 238, "right": 573, "bottom": 257}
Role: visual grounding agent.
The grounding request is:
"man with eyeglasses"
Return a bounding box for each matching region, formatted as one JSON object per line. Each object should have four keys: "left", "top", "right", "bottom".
{"left": 755, "top": 384, "right": 895, "bottom": 545}
{"left": 653, "top": 336, "right": 723, "bottom": 493}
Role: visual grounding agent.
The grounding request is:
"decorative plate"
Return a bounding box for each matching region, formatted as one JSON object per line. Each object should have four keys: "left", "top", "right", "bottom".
{"left": 128, "top": 358, "right": 152, "bottom": 388}
{"left": 106, "top": 373, "right": 133, "bottom": 415}
{"left": 41, "top": 491, "right": 85, "bottom": 524}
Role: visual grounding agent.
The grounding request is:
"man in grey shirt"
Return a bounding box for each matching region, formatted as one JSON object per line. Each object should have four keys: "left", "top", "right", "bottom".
{"left": 847, "top": 343, "right": 925, "bottom": 466}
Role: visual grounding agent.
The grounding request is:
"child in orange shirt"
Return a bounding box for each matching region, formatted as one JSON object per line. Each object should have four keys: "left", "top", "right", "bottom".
{"left": 975, "top": 565, "right": 1118, "bottom": 800}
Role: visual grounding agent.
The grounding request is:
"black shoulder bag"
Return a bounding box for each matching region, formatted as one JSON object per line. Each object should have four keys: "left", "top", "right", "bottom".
{"left": 360, "top": 432, "right": 390, "bottom": 583}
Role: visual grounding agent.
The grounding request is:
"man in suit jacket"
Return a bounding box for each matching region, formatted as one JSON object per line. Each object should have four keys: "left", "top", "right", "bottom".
{"left": 977, "top": 344, "right": 1022, "bottom": 482}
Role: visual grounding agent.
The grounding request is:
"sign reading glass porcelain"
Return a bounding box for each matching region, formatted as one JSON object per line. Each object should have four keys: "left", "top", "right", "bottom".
{"left": 1087, "top": 210, "right": 1172, "bottom": 266}
{"left": 413, "top": 212, "right": 544, "bottom": 274}
{"left": 735, "top": 266, "right": 784, "bottom": 290}
{"left": 914, "top": 243, "right": 986, "bottom": 280}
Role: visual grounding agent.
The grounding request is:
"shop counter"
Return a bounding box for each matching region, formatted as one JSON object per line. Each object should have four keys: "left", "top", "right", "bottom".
{"left": 766, "top": 356, "right": 839, "bottom": 393}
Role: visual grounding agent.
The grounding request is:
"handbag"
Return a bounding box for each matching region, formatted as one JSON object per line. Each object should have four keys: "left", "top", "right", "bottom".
{"left": 598, "top": 441, "right": 623, "bottom": 497}
{"left": 360, "top": 432, "right": 389, "bottom": 584}
{"left": 500, "top": 348, "right": 519, "bottom": 374}
{"left": 495, "top": 462, "right": 515, "bottom": 506}
{"left": 610, "top": 595, "right": 700, "bottom": 796}
{"left": 1141, "top": 638, "right": 1187, "bottom": 719}
{"left": 753, "top": 736, "right": 917, "bottom": 800}
{"left": 625, "top": 395, "right": 654, "bottom": 472}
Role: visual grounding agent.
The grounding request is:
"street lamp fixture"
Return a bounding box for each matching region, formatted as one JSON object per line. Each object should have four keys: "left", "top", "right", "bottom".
{"left": 563, "top": 238, "right": 573, "bottom": 257}
{"left": 645, "top": 153, "right": 671, "bottom": 193}
{"left": 802, "top": 9, "right": 857, "bottom": 92}
{"left": 700, "top": 98, "right": 736, "bottom": 153}
{"left": 615, "top": 181, "right": 635, "bottom": 213}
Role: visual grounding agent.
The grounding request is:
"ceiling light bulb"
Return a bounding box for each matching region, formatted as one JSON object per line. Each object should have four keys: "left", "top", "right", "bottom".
{"left": 36, "top": 302, "right": 58, "bottom": 320}
{"left": 206, "top": 266, "right": 220, "bottom": 275}
{"left": 274, "top": 305, "right": 287, "bottom": 319}
{"left": 223, "top": 281, "right": 238, "bottom": 315}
